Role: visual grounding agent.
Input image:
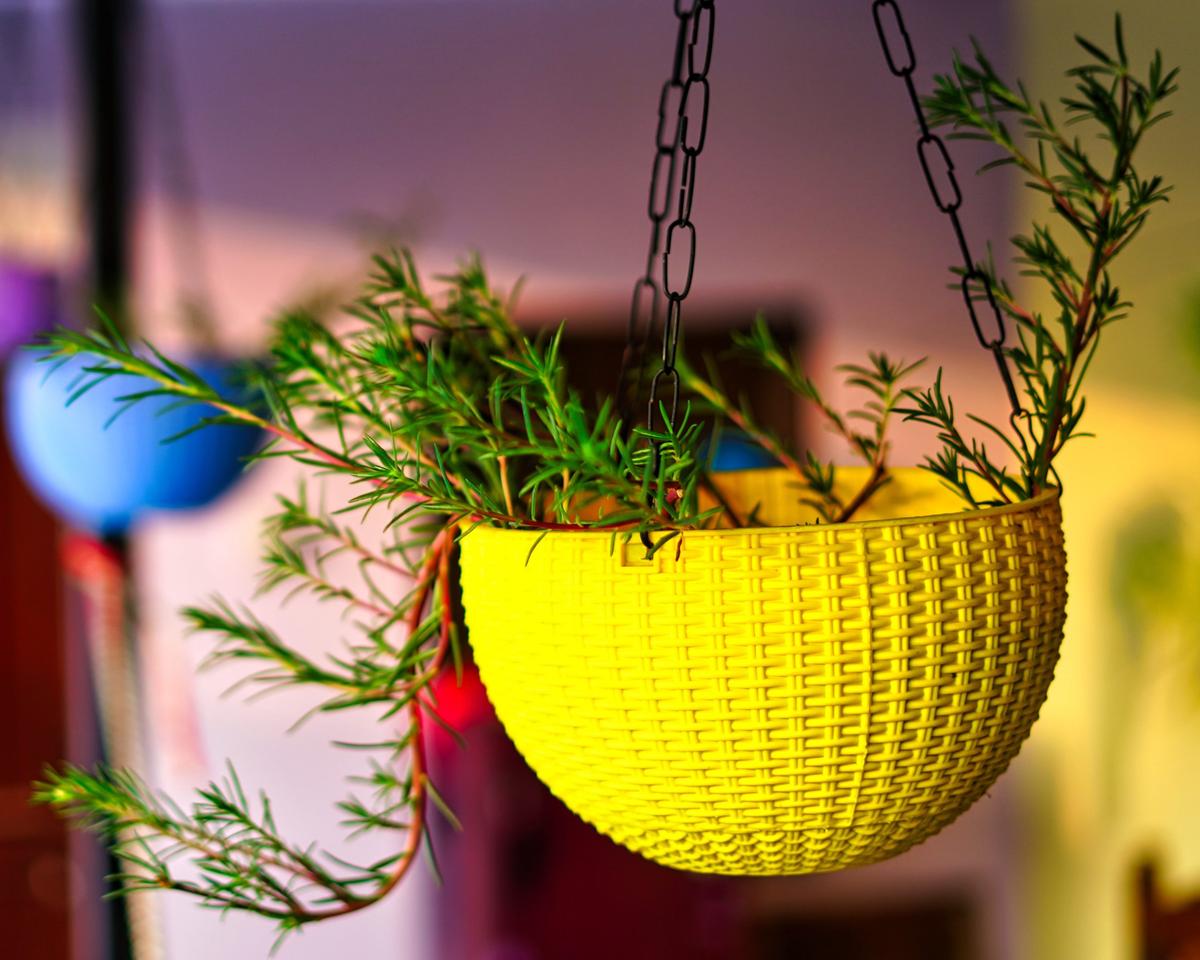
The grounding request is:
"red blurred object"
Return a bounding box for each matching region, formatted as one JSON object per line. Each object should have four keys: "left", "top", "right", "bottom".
{"left": 430, "top": 662, "right": 495, "bottom": 751}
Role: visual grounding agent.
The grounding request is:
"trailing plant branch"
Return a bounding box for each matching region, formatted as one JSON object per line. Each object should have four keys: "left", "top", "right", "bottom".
{"left": 37, "top": 517, "right": 458, "bottom": 944}
{"left": 36, "top": 718, "right": 429, "bottom": 943}
{"left": 908, "top": 15, "right": 1177, "bottom": 499}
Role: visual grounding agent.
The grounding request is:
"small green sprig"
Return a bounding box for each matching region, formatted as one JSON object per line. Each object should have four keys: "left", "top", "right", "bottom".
{"left": 902, "top": 369, "right": 1025, "bottom": 508}
{"left": 684, "top": 315, "right": 924, "bottom": 522}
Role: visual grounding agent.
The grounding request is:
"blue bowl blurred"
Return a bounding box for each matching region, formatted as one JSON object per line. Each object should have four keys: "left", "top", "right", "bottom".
{"left": 4, "top": 351, "right": 261, "bottom": 534}
{"left": 707, "top": 429, "right": 781, "bottom": 473}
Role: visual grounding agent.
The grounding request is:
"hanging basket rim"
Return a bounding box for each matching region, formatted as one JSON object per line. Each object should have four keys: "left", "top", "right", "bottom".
{"left": 470, "top": 467, "right": 1062, "bottom": 542}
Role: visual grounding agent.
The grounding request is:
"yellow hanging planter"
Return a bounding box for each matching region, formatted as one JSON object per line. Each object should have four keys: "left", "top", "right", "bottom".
{"left": 459, "top": 467, "right": 1067, "bottom": 875}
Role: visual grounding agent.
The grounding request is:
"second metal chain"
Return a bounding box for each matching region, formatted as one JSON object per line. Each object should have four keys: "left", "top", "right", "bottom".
{"left": 626, "top": 2, "right": 1012, "bottom": 430}
{"left": 617, "top": 0, "right": 716, "bottom": 436}
{"left": 651, "top": 0, "right": 715, "bottom": 435}
{"left": 615, "top": 6, "right": 688, "bottom": 428}
{"left": 872, "top": 0, "right": 1024, "bottom": 418}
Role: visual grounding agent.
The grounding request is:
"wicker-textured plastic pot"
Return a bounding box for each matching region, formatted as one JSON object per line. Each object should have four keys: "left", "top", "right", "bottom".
{"left": 459, "top": 467, "right": 1067, "bottom": 875}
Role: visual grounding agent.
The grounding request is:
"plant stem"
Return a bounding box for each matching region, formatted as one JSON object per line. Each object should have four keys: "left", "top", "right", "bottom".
{"left": 834, "top": 462, "right": 887, "bottom": 524}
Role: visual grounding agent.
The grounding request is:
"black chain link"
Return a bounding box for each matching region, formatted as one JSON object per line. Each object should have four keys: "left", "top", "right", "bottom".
{"left": 617, "top": 0, "right": 716, "bottom": 435}
{"left": 623, "top": 1, "right": 1016, "bottom": 446}
{"left": 872, "top": 0, "right": 1024, "bottom": 417}
{"left": 652, "top": 1, "right": 715, "bottom": 434}
{"left": 616, "top": 9, "right": 689, "bottom": 427}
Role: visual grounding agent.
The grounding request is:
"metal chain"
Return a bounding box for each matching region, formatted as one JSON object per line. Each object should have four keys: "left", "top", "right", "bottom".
{"left": 872, "top": 0, "right": 1024, "bottom": 418}
{"left": 624, "top": 1, "right": 1013, "bottom": 431}
{"left": 614, "top": 7, "right": 688, "bottom": 427}
{"left": 616, "top": 0, "right": 716, "bottom": 434}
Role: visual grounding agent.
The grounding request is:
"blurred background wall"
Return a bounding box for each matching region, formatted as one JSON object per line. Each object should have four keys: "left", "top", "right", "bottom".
{"left": 1, "top": 1, "right": 1198, "bottom": 959}
{"left": 1012, "top": 3, "right": 1200, "bottom": 960}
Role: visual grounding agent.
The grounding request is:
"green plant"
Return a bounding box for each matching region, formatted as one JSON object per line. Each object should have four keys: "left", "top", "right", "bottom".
{"left": 31, "top": 250, "right": 904, "bottom": 943}
{"left": 907, "top": 14, "right": 1179, "bottom": 505}
{"left": 30, "top": 17, "right": 1175, "bottom": 943}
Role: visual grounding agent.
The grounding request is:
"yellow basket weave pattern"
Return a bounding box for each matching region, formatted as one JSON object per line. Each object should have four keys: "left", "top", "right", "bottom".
{"left": 459, "top": 469, "right": 1068, "bottom": 875}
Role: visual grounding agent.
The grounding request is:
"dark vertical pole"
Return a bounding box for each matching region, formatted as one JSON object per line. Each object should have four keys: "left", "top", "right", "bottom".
{"left": 77, "top": 0, "right": 133, "bottom": 321}
{"left": 72, "top": 2, "right": 137, "bottom": 960}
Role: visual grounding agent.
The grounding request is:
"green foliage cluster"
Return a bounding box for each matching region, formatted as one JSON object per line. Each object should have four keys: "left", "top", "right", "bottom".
{"left": 910, "top": 15, "right": 1179, "bottom": 505}
{"left": 30, "top": 17, "right": 1174, "bottom": 941}
{"left": 33, "top": 247, "right": 917, "bottom": 940}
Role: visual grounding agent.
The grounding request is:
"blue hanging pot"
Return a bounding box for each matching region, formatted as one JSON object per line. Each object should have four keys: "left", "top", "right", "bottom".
{"left": 3, "top": 350, "right": 261, "bottom": 534}
{"left": 0, "top": 260, "right": 58, "bottom": 361}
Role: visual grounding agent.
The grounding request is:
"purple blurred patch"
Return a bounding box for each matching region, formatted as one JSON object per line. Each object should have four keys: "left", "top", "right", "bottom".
{"left": 0, "top": 259, "right": 58, "bottom": 360}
